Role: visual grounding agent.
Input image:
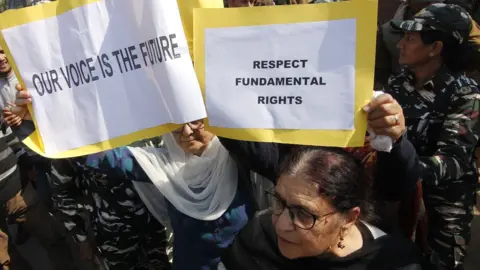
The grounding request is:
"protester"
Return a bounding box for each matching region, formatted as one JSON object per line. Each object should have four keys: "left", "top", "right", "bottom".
{"left": 0, "top": 46, "right": 53, "bottom": 212}
{"left": 0, "top": 120, "right": 77, "bottom": 269}
{"left": 386, "top": 4, "right": 480, "bottom": 269}
{"left": 0, "top": 47, "right": 17, "bottom": 112}
{"left": 127, "top": 125, "right": 256, "bottom": 270}
{"left": 219, "top": 147, "right": 426, "bottom": 270}
{"left": 0, "top": 43, "right": 80, "bottom": 270}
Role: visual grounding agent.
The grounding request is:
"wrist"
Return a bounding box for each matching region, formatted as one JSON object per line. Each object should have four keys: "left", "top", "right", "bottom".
{"left": 392, "top": 132, "right": 405, "bottom": 147}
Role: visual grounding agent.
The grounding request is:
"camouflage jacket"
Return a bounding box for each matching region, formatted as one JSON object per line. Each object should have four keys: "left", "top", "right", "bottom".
{"left": 50, "top": 148, "right": 154, "bottom": 243}
{"left": 385, "top": 66, "right": 480, "bottom": 187}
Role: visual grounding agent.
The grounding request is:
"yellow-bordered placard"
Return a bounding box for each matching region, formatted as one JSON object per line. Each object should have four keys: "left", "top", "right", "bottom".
{"left": 194, "top": 0, "right": 378, "bottom": 147}
{"left": 0, "top": 0, "right": 223, "bottom": 159}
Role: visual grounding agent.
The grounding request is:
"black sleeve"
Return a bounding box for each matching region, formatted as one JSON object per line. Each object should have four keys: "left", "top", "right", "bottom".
{"left": 374, "top": 135, "right": 420, "bottom": 201}
{"left": 218, "top": 137, "right": 283, "bottom": 182}
{"left": 11, "top": 120, "right": 35, "bottom": 141}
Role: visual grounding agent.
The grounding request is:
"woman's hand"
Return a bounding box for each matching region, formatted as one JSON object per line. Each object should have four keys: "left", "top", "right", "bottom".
{"left": 3, "top": 103, "right": 22, "bottom": 127}
{"left": 8, "top": 84, "right": 32, "bottom": 122}
{"left": 363, "top": 93, "right": 405, "bottom": 142}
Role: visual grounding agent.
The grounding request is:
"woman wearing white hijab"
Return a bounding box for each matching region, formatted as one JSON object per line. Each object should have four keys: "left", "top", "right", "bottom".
{"left": 129, "top": 120, "right": 256, "bottom": 270}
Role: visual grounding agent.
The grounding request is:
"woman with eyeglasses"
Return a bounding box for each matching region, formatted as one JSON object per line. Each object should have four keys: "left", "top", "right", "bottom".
{"left": 218, "top": 146, "right": 426, "bottom": 270}
{"left": 127, "top": 121, "right": 257, "bottom": 270}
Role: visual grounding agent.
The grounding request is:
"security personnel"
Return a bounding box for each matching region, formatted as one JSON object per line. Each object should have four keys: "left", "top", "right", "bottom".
{"left": 375, "top": 0, "right": 479, "bottom": 89}
{"left": 386, "top": 4, "right": 480, "bottom": 269}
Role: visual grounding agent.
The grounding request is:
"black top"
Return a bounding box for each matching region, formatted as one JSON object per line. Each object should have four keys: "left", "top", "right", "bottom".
{"left": 221, "top": 214, "right": 426, "bottom": 270}
{"left": 217, "top": 132, "right": 423, "bottom": 270}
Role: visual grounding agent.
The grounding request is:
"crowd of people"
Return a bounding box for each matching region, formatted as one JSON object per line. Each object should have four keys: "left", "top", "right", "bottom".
{"left": 0, "top": 0, "right": 479, "bottom": 270}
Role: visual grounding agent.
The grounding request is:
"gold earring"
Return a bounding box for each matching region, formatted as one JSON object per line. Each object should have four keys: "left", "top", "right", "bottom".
{"left": 337, "top": 228, "right": 347, "bottom": 249}
{"left": 337, "top": 237, "right": 345, "bottom": 249}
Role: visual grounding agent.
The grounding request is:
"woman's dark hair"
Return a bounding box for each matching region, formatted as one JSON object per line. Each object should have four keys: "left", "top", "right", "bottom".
{"left": 278, "top": 146, "right": 374, "bottom": 222}
{"left": 420, "top": 30, "right": 477, "bottom": 73}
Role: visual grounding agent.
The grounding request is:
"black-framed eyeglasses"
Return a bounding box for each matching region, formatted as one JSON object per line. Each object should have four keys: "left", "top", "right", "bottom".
{"left": 265, "top": 188, "right": 336, "bottom": 230}
{"left": 172, "top": 121, "right": 205, "bottom": 134}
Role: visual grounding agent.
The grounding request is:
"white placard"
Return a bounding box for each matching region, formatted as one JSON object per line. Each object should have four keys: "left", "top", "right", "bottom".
{"left": 2, "top": 0, "right": 207, "bottom": 155}
{"left": 204, "top": 19, "right": 356, "bottom": 130}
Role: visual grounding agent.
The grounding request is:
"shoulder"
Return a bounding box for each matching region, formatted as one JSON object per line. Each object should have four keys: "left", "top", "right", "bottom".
{"left": 450, "top": 74, "right": 480, "bottom": 98}
{"left": 85, "top": 146, "right": 134, "bottom": 173}
{"left": 445, "top": 75, "right": 480, "bottom": 116}
{"left": 221, "top": 214, "right": 285, "bottom": 270}
{"left": 51, "top": 157, "right": 85, "bottom": 179}
{"left": 367, "top": 234, "right": 427, "bottom": 269}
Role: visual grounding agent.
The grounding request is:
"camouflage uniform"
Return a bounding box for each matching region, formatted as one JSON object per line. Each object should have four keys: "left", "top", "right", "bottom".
{"left": 388, "top": 4, "right": 480, "bottom": 269}
{"left": 51, "top": 148, "right": 170, "bottom": 270}
{"left": 375, "top": 0, "right": 478, "bottom": 89}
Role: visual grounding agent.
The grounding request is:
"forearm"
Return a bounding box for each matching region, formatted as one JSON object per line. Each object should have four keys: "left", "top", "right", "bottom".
{"left": 375, "top": 136, "right": 420, "bottom": 200}
{"left": 218, "top": 137, "right": 280, "bottom": 181}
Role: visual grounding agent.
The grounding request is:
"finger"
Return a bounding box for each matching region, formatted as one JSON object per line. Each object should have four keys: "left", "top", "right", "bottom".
{"left": 7, "top": 102, "right": 16, "bottom": 107}
{"left": 368, "top": 103, "right": 401, "bottom": 121}
{"left": 5, "top": 119, "right": 15, "bottom": 127}
{"left": 5, "top": 113, "right": 17, "bottom": 120}
{"left": 12, "top": 117, "right": 22, "bottom": 127}
{"left": 4, "top": 116, "right": 14, "bottom": 124}
{"left": 5, "top": 115, "right": 16, "bottom": 122}
{"left": 363, "top": 94, "right": 395, "bottom": 113}
{"left": 15, "top": 85, "right": 32, "bottom": 106}
{"left": 17, "top": 90, "right": 31, "bottom": 99}
{"left": 368, "top": 114, "right": 399, "bottom": 129}
{"left": 15, "top": 97, "right": 31, "bottom": 107}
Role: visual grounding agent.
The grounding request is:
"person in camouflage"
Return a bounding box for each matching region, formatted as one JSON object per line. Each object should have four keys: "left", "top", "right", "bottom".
{"left": 387, "top": 4, "right": 480, "bottom": 269}
{"left": 375, "top": 0, "right": 480, "bottom": 89}
{"left": 50, "top": 147, "right": 170, "bottom": 270}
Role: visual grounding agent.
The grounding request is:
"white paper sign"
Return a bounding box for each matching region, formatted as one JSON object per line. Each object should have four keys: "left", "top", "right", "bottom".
{"left": 2, "top": 0, "right": 207, "bottom": 155}
{"left": 205, "top": 19, "right": 356, "bottom": 130}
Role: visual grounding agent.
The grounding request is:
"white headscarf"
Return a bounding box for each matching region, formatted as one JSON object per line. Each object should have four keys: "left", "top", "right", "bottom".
{"left": 128, "top": 134, "right": 238, "bottom": 223}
